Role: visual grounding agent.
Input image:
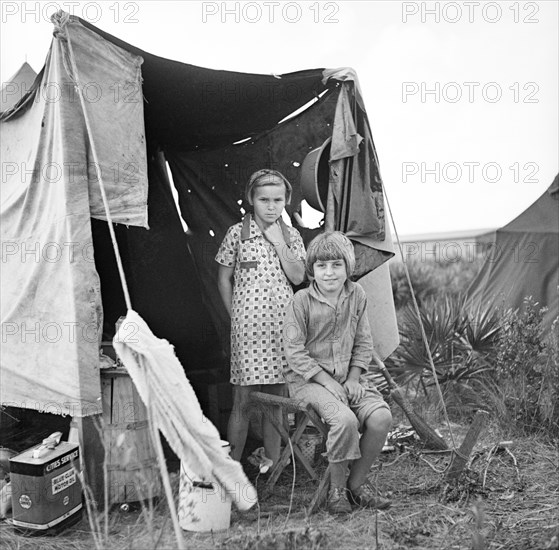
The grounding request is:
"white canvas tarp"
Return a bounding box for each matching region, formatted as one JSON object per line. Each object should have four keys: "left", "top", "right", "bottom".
{"left": 1, "top": 13, "right": 149, "bottom": 416}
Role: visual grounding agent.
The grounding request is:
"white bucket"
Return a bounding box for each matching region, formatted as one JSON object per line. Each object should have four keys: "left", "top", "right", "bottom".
{"left": 178, "top": 441, "right": 232, "bottom": 532}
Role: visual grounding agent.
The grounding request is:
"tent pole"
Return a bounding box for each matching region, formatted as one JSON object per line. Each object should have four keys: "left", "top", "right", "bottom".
{"left": 61, "top": 18, "right": 134, "bottom": 509}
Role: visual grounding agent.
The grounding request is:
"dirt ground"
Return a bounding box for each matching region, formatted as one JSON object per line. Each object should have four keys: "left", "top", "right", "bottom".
{"left": 1, "top": 416, "right": 558, "bottom": 550}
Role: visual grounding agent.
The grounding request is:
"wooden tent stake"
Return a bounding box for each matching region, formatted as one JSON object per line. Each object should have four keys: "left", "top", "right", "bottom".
{"left": 445, "top": 410, "right": 490, "bottom": 482}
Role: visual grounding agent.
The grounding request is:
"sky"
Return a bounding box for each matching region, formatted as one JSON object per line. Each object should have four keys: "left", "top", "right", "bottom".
{"left": 1, "top": 1, "right": 557, "bottom": 237}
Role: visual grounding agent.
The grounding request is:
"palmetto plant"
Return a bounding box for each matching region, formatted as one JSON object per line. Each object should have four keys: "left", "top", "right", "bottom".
{"left": 387, "top": 294, "right": 502, "bottom": 393}
{"left": 387, "top": 271, "right": 556, "bottom": 432}
{"left": 458, "top": 303, "right": 502, "bottom": 372}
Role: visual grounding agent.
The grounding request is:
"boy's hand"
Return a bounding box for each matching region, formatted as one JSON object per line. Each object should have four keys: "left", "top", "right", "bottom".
{"left": 323, "top": 380, "right": 348, "bottom": 405}
{"left": 311, "top": 371, "right": 348, "bottom": 405}
{"left": 343, "top": 378, "right": 365, "bottom": 404}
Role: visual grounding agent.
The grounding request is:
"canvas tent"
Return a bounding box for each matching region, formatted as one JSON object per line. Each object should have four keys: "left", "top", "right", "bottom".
{"left": 466, "top": 175, "right": 559, "bottom": 337}
{"left": 0, "top": 62, "right": 37, "bottom": 112}
{"left": 1, "top": 11, "right": 398, "bottom": 422}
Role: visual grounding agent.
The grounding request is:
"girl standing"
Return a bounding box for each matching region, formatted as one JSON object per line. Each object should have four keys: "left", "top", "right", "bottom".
{"left": 215, "top": 169, "right": 306, "bottom": 464}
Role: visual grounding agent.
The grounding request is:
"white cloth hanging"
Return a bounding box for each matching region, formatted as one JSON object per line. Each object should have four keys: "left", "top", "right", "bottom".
{"left": 114, "top": 310, "right": 257, "bottom": 510}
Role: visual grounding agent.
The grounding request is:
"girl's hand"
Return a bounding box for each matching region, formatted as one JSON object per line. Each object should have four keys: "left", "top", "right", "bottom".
{"left": 323, "top": 380, "right": 348, "bottom": 405}
{"left": 343, "top": 378, "right": 365, "bottom": 404}
{"left": 263, "top": 221, "right": 286, "bottom": 247}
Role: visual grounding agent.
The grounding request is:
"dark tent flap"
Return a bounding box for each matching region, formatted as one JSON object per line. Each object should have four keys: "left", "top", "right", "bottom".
{"left": 166, "top": 87, "right": 339, "bottom": 338}
{"left": 166, "top": 81, "right": 393, "bottom": 347}
{"left": 325, "top": 81, "right": 392, "bottom": 265}
{"left": 75, "top": 15, "right": 328, "bottom": 152}
{"left": 91, "top": 151, "right": 220, "bottom": 372}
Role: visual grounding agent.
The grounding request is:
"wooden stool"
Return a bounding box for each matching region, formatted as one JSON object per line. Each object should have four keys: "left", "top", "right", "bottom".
{"left": 249, "top": 391, "right": 331, "bottom": 514}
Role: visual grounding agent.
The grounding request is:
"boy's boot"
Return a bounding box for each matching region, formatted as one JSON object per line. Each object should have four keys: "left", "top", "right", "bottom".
{"left": 347, "top": 481, "right": 392, "bottom": 510}
{"left": 327, "top": 486, "right": 352, "bottom": 515}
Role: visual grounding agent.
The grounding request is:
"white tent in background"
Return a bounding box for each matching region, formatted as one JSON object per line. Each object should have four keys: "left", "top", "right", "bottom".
{"left": 0, "top": 62, "right": 37, "bottom": 112}
{"left": 466, "top": 174, "right": 559, "bottom": 337}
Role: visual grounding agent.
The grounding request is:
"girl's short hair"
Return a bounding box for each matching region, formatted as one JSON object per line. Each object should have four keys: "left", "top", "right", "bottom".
{"left": 306, "top": 231, "right": 356, "bottom": 279}
{"left": 245, "top": 169, "right": 292, "bottom": 205}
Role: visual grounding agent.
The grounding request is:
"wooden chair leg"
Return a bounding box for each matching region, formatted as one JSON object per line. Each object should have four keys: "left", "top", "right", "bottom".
{"left": 307, "top": 464, "right": 331, "bottom": 515}
{"left": 304, "top": 405, "right": 329, "bottom": 438}
{"left": 265, "top": 412, "right": 319, "bottom": 490}
{"left": 266, "top": 415, "right": 299, "bottom": 490}
{"left": 249, "top": 392, "right": 332, "bottom": 513}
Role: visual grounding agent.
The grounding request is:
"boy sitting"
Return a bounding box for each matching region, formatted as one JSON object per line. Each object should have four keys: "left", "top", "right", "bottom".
{"left": 283, "top": 231, "right": 392, "bottom": 514}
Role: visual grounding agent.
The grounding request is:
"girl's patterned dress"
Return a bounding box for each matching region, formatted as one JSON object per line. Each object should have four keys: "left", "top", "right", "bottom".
{"left": 215, "top": 214, "right": 305, "bottom": 385}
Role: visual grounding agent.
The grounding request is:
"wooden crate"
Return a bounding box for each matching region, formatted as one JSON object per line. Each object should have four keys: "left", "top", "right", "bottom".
{"left": 101, "top": 368, "right": 161, "bottom": 504}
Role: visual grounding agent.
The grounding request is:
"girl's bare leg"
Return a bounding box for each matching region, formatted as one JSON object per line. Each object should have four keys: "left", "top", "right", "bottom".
{"left": 261, "top": 383, "right": 286, "bottom": 464}
{"left": 227, "top": 385, "right": 253, "bottom": 461}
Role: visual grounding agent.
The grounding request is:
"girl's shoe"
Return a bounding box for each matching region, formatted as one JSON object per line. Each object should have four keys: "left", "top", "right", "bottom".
{"left": 327, "top": 486, "right": 352, "bottom": 515}
{"left": 347, "top": 482, "right": 392, "bottom": 510}
{"left": 247, "top": 447, "right": 274, "bottom": 474}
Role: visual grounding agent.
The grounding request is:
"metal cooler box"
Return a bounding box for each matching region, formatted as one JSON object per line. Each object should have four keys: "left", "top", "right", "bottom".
{"left": 9, "top": 433, "right": 82, "bottom": 534}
